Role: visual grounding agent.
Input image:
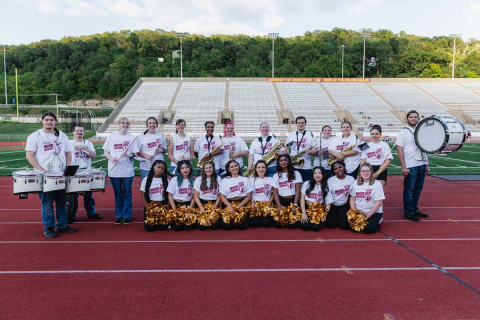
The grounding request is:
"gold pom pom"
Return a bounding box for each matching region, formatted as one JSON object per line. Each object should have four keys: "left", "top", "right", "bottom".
{"left": 172, "top": 205, "right": 198, "bottom": 225}
{"left": 347, "top": 208, "right": 369, "bottom": 232}
{"left": 250, "top": 201, "right": 277, "bottom": 218}
{"left": 144, "top": 201, "right": 171, "bottom": 225}
{"left": 306, "top": 203, "right": 327, "bottom": 225}
{"left": 221, "top": 201, "right": 249, "bottom": 225}
{"left": 273, "top": 203, "right": 301, "bottom": 226}
{"left": 197, "top": 202, "right": 222, "bottom": 226}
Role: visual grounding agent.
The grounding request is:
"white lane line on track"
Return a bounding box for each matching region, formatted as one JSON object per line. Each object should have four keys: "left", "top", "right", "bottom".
{"left": 1, "top": 267, "right": 480, "bottom": 274}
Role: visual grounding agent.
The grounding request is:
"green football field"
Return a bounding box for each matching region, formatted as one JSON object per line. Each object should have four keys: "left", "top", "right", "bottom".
{"left": 2, "top": 142, "right": 480, "bottom": 176}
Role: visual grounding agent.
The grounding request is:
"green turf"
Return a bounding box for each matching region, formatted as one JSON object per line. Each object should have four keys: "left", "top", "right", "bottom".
{"left": 2, "top": 142, "right": 480, "bottom": 176}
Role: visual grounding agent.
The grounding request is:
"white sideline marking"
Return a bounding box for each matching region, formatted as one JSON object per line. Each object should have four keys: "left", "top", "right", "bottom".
{"left": 1, "top": 267, "right": 480, "bottom": 274}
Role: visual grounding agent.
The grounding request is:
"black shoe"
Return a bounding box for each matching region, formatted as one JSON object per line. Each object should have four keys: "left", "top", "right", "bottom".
{"left": 67, "top": 218, "right": 75, "bottom": 224}
{"left": 123, "top": 218, "right": 131, "bottom": 225}
{"left": 44, "top": 227, "right": 57, "bottom": 238}
{"left": 115, "top": 218, "right": 123, "bottom": 225}
{"left": 57, "top": 226, "right": 78, "bottom": 233}
{"left": 88, "top": 213, "right": 103, "bottom": 220}
{"left": 403, "top": 214, "right": 420, "bottom": 222}
{"left": 414, "top": 212, "right": 429, "bottom": 218}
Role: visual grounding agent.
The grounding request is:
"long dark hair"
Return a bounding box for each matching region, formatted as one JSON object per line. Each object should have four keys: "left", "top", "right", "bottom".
{"left": 276, "top": 154, "right": 295, "bottom": 182}
{"left": 175, "top": 119, "right": 186, "bottom": 134}
{"left": 225, "top": 160, "right": 240, "bottom": 178}
{"left": 370, "top": 124, "right": 382, "bottom": 134}
{"left": 144, "top": 117, "right": 159, "bottom": 135}
{"left": 200, "top": 162, "right": 219, "bottom": 191}
{"left": 41, "top": 112, "right": 59, "bottom": 137}
{"left": 306, "top": 166, "right": 329, "bottom": 200}
{"left": 144, "top": 160, "right": 168, "bottom": 203}
{"left": 176, "top": 160, "right": 194, "bottom": 187}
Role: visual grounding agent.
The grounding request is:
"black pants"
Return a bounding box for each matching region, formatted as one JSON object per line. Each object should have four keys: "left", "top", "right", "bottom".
{"left": 221, "top": 198, "right": 248, "bottom": 230}
{"left": 325, "top": 202, "right": 350, "bottom": 230}
{"left": 300, "top": 204, "right": 322, "bottom": 232}
{"left": 143, "top": 201, "right": 169, "bottom": 232}
{"left": 346, "top": 165, "right": 359, "bottom": 179}
{"left": 249, "top": 215, "right": 273, "bottom": 228}
{"left": 371, "top": 165, "right": 388, "bottom": 184}
{"left": 172, "top": 200, "right": 197, "bottom": 231}
{"left": 198, "top": 198, "right": 221, "bottom": 231}
{"left": 362, "top": 212, "right": 382, "bottom": 234}
{"left": 273, "top": 196, "right": 299, "bottom": 229}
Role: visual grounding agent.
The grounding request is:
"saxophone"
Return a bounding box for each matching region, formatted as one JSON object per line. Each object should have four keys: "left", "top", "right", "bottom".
{"left": 326, "top": 143, "right": 357, "bottom": 166}
{"left": 197, "top": 136, "right": 223, "bottom": 169}
{"left": 243, "top": 141, "right": 286, "bottom": 178}
{"left": 291, "top": 133, "right": 317, "bottom": 167}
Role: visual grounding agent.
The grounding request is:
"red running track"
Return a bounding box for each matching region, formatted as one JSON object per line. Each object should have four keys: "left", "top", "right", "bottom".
{"left": 1, "top": 175, "right": 480, "bottom": 319}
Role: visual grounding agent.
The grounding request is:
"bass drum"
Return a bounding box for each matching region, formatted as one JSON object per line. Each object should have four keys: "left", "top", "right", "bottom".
{"left": 415, "top": 116, "right": 466, "bottom": 154}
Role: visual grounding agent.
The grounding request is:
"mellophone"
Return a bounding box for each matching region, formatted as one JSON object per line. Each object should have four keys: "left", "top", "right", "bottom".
{"left": 12, "top": 169, "right": 106, "bottom": 195}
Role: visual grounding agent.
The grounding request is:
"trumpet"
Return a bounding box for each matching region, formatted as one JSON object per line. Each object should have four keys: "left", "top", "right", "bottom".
{"left": 229, "top": 144, "right": 235, "bottom": 160}
{"left": 291, "top": 132, "right": 317, "bottom": 167}
{"left": 197, "top": 136, "right": 223, "bottom": 169}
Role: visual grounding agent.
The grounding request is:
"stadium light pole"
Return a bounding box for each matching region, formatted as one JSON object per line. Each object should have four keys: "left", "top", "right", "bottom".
{"left": 268, "top": 33, "right": 279, "bottom": 78}
{"left": 450, "top": 34, "right": 462, "bottom": 80}
{"left": 360, "top": 33, "right": 371, "bottom": 78}
{"left": 3, "top": 45, "right": 6, "bottom": 107}
{"left": 341, "top": 45, "right": 345, "bottom": 78}
{"left": 175, "top": 32, "right": 188, "bottom": 80}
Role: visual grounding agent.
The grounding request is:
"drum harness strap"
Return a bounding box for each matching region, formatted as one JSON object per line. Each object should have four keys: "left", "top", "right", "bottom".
{"left": 37, "top": 129, "right": 65, "bottom": 171}
{"left": 72, "top": 139, "right": 89, "bottom": 170}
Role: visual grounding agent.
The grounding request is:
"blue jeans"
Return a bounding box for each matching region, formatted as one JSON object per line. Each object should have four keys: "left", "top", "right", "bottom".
{"left": 403, "top": 165, "right": 427, "bottom": 215}
{"left": 297, "top": 168, "right": 313, "bottom": 182}
{"left": 347, "top": 165, "right": 359, "bottom": 179}
{"left": 267, "top": 166, "right": 277, "bottom": 177}
{"left": 140, "top": 169, "right": 149, "bottom": 181}
{"left": 39, "top": 190, "right": 67, "bottom": 230}
{"left": 72, "top": 192, "right": 97, "bottom": 218}
{"left": 110, "top": 177, "right": 133, "bottom": 219}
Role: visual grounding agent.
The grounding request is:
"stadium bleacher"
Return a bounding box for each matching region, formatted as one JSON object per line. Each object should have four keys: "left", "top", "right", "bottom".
{"left": 415, "top": 83, "right": 480, "bottom": 106}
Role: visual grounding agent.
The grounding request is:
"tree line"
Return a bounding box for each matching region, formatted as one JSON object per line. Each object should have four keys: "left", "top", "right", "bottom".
{"left": 1, "top": 28, "right": 479, "bottom": 103}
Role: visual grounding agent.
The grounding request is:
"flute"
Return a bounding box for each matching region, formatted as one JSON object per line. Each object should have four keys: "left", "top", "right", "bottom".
{"left": 110, "top": 135, "right": 139, "bottom": 171}
{"left": 145, "top": 133, "right": 165, "bottom": 168}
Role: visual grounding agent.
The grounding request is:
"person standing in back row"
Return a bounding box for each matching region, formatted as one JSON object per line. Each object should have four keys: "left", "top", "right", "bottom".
{"left": 395, "top": 110, "right": 429, "bottom": 222}
{"left": 285, "top": 116, "right": 317, "bottom": 182}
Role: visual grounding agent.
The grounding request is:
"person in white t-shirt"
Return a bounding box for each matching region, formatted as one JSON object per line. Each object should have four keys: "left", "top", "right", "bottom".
{"left": 328, "top": 122, "right": 362, "bottom": 178}
{"left": 325, "top": 160, "right": 355, "bottom": 229}
{"left": 300, "top": 166, "right": 331, "bottom": 232}
{"left": 314, "top": 125, "right": 334, "bottom": 179}
{"left": 103, "top": 117, "right": 136, "bottom": 225}
{"left": 349, "top": 163, "right": 386, "bottom": 234}
{"left": 395, "top": 110, "right": 430, "bottom": 222}
{"left": 67, "top": 124, "right": 102, "bottom": 224}
{"left": 141, "top": 160, "right": 169, "bottom": 232}
{"left": 136, "top": 117, "right": 167, "bottom": 181}
{"left": 219, "top": 160, "right": 252, "bottom": 230}
{"left": 361, "top": 125, "right": 393, "bottom": 187}
{"left": 168, "top": 119, "right": 194, "bottom": 174}
{"left": 167, "top": 160, "right": 196, "bottom": 231}
{"left": 25, "top": 112, "right": 76, "bottom": 238}
{"left": 219, "top": 122, "right": 248, "bottom": 177}
{"left": 272, "top": 154, "right": 303, "bottom": 229}
{"left": 194, "top": 121, "right": 224, "bottom": 176}
{"left": 285, "top": 116, "right": 318, "bottom": 182}
{"left": 194, "top": 162, "right": 222, "bottom": 230}
{"left": 248, "top": 160, "right": 274, "bottom": 228}
{"left": 247, "top": 122, "right": 284, "bottom": 177}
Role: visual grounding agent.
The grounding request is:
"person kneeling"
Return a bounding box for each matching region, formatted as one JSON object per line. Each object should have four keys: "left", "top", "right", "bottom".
{"left": 141, "top": 160, "right": 169, "bottom": 232}
{"left": 300, "top": 166, "right": 331, "bottom": 232}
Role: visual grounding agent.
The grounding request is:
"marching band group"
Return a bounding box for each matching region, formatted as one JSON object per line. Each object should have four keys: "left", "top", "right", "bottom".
{"left": 25, "top": 110, "right": 430, "bottom": 239}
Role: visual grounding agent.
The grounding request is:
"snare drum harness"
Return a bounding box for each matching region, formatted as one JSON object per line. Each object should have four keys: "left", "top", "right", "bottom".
{"left": 37, "top": 129, "right": 65, "bottom": 171}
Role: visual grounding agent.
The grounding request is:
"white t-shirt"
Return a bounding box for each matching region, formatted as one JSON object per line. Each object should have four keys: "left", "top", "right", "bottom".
{"left": 219, "top": 176, "right": 252, "bottom": 199}
{"left": 71, "top": 139, "right": 95, "bottom": 170}
{"left": 351, "top": 180, "right": 385, "bottom": 214}
{"left": 301, "top": 181, "right": 325, "bottom": 204}
{"left": 395, "top": 127, "right": 428, "bottom": 169}
{"left": 170, "top": 134, "right": 192, "bottom": 167}
{"left": 194, "top": 135, "right": 224, "bottom": 170}
{"left": 314, "top": 136, "right": 333, "bottom": 170}
{"left": 326, "top": 175, "right": 355, "bottom": 206}
{"left": 219, "top": 136, "right": 248, "bottom": 170}
{"left": 361, "top": 141, "right": 394, "bottom": 166}
{"left": 249, "top": 136, "right": 279, "bottom": 168}
{"left": 140, "top": 177, "right": 166, "bottom": 202}
{"left": 166, "top": 176, "right": 194, "bottom": 202}
{"left": 328, "top": 134, "right": 361, "bottom": 173}
{"left": 136, "top": 132, "right": 167, "bottom": 171}
{"left": 26, "top": 130, "right": 73, "bottom": 171}
{"left": 102, "top": 131, "right": 136, "bottom": 178}
{"left": 194, "top": 176, "right": 222, "bottom": 201}
{"left": 271, "top": 171, "right": 303, "bottom": 197}
{"left": 249, "top": 176, "right": 273, "bottom": 202}
{"left": 285, "top": 130, "right": 316, "bottom": 170}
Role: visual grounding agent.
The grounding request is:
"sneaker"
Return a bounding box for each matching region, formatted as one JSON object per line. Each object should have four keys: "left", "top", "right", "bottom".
{"left": 115, "top": 218, "right": 123, "bottom": 225}
{"left": 403, "top": 214, "right": 420, "bottom": 222}
{"left": 67, "top": 218, "right": 75, "bottom": 224}
{"left": 414, "top": 212, "right": 429, "bottom": 218}
{"left": 88, "top": 213, "right": 103, "bottom": 220}
{"left": 123, "top": 218, "right": 131, "bottom": 225}
{"left": 44, "top": 227, "right": 57, "bottom": 238}
{"left": 57, "top": 226, "right": 78, "bottom": 233}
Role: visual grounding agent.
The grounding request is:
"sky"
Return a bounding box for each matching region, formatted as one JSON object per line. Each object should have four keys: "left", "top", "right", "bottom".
{"left": 1, "top": 0, "right": 480, "bottom": 45}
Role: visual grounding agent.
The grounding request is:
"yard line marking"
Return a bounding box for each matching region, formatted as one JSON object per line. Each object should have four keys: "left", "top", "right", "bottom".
{"left": 341, "top": 265, "right": 354, "bottom": 274}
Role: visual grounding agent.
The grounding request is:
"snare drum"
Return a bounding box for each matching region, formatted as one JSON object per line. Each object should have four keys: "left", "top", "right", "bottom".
{"left": 415, "top": 116, "right": 466, "bottom": 154}
{"left": 43, "top": 172, "right": 66, "bottom": 193}
{"left": 12, "top": 170, "right": 44, "bottom": 195}
{"left": 83, "top": 169, "right": 106, "bottom": 192}
{"left": 66, "top": 171, "right": 92, "bottom": 194}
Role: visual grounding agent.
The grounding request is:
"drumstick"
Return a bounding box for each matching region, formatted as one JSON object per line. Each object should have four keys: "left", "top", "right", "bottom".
{"left": 110, "top": 135, "right": 138, "bottom": 171}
